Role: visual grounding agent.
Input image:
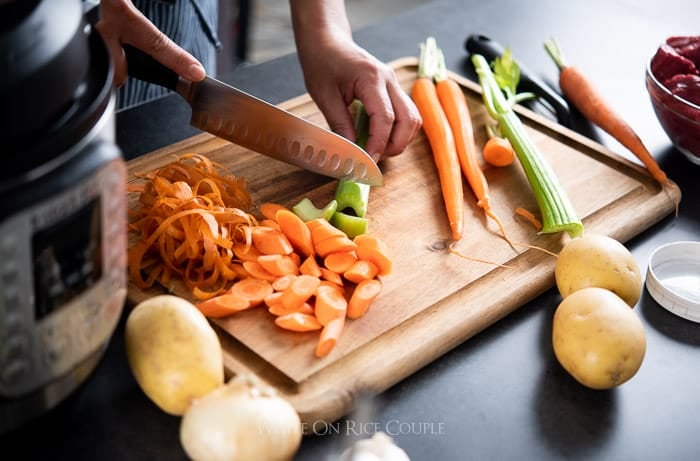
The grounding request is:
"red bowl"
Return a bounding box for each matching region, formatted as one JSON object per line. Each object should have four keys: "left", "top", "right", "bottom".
{"left": 646, "top": 58, "right": 700, "bottom": 165}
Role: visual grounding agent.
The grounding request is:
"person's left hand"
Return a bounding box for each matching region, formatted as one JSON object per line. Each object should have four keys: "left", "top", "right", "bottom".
{"left": 296, "top": 34, "right": 422, "bottom": 161}
{"left": 95, "top": 0, "right": 205, "bottom": 87}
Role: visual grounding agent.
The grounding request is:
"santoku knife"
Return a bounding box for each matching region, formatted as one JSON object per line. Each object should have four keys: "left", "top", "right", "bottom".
{"left": 124, "top": 46, "right": 383, "bottom": 186}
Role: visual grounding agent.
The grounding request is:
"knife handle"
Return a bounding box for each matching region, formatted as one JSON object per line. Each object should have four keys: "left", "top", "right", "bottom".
{"left": 465, "top": 34, "right": 571, "bottom": 127}
{"left": 123, "top": 45, "right": 179, "bottom": 91}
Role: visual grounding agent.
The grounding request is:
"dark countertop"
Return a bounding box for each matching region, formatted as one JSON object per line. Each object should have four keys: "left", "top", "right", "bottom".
{"left": 3, "top": 0, "right": 699, "bottom": 459}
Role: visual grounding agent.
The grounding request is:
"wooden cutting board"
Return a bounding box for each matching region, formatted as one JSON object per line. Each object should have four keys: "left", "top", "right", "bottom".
{"left": 125, "top": 57, "right": 680, "bottom": 426}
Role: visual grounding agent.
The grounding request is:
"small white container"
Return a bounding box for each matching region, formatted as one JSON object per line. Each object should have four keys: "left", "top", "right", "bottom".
{"left": 645, "top": 241, "right": 700, "bottom": 322}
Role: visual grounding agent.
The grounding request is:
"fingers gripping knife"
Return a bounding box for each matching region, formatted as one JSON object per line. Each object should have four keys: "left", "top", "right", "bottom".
{"left": 124, "top": 45, "right": 383, "bottom": 186}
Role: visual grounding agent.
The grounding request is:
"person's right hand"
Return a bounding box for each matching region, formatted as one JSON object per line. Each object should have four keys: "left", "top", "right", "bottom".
{"left": 95, "top": 0, "right": 205, "bottom": 87}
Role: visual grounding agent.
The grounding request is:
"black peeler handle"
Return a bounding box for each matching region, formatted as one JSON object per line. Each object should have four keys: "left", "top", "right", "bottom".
{"left": 465, "top": 34, "right": 571, "bottom": 127}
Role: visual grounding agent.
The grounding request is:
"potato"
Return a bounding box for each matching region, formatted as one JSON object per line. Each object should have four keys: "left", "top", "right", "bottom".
{"left": 125, "top": 295, "right": 224, "bottom": 415}
{"left": 552, "top": 287, "right": 646, "bottom": 389}
{"left": 555, "top": 233, "right": 642, "bottom": 307}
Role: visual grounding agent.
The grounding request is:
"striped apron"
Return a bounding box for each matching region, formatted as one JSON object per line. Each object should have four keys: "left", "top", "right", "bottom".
{"left": 117, "top": 0, "right": 220, "bottom": 110}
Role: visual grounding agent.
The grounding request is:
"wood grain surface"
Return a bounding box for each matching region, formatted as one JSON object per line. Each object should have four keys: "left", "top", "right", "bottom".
{"left": 125, "top": 57, "right": 680, "bottom": 426}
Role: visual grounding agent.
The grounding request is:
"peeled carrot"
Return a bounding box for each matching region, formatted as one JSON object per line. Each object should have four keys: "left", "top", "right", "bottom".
{"left": 228, "top": 278, "right": 274, "bottom": 307}
{"left": 343, "top": 259, "right": 379, "bottom": 284}
{"left": 251, "top": 226, "right": 294, "bottom": 255}
{"left": 307, "top": 218, "right": 347, "bottom": 246}
{"left": 482, "top": 136, "right": 515, "bottom": 167}
{"left": 347, "top": 278, "right": 382, "bottom": 319}
{"left": 257, "top": 253, "right": 299, "bottom": 277}
{"left": 196, "top": 292, "right": 251, "bottom": 318}
{"left": 314, "top": 235, "right": 358, "bottom": 258}
{"left": 354, "top": 234, "right": 392, "bottom": 276}
{"left": 544, "top": 37, "right": 671, "bottom": 187}
{"left": 323, "top": 251, "right": 358, "bottom": 273}
{"left": 319, "top": 267, "right": 344, "bottom": 287}
{"left": 412, "top": 38, "right": 464, "bottom": 241}
{"left": 276, "top": 208, "right": 315, "bottom": 257}
{"left": 314, "top": 284, "right": 348, "bottom": 326}
{"left": 299, "top": 255, "right": 322, "bottom": 277}
{"left": 268, "top": 301, "right": 314, "bottom": 317}
{"left": 315, "top": 316, "right": 345, "bottom": 358}
{"left": 241, "top": 260, "right": 278, "bottom": 282}
{"left": 258, "top": 202, "right": 287, "bottom": 221}
{"left": 275, "top": 312, "right": 322, "bottom": 332}
{"left": 271, "top": 274, "right": 297, "bottom": 292}
{"left": 280, "top": 274, "right": 321, "bottom": 310}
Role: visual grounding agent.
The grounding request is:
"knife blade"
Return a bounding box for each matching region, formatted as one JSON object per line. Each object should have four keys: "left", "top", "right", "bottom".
{"left": 124, "top": 46, "right": 383, "bottom": 186}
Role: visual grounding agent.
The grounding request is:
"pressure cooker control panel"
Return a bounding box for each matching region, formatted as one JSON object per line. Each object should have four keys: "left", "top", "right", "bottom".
{"left": 0, "top": 159, "right": 127, "bottom": 398}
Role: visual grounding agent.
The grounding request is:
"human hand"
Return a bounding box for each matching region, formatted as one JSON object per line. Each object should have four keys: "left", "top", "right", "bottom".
{"left": 291, "top": 2, "right": 421, "bottom": 161}
{"left": 95, "top": 0, "right": 205, "bottom": 87}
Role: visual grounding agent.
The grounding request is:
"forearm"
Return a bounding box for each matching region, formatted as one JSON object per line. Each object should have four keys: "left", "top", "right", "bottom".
{"left": 289, "top": 0, "right": 352, "bottom": 49}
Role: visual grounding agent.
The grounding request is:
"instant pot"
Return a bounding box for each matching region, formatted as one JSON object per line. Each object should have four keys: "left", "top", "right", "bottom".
{"left": 0, "top": 0, "right": 127, "bottom": 433}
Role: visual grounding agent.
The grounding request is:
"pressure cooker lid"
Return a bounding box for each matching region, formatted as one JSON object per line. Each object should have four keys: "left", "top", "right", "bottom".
{"left": 0, "top": 0, "right": 91, "bottom": 147}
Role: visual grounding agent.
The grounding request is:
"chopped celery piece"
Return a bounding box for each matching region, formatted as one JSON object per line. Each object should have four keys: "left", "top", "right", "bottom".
{"left": 292, "top": 198, "right": 338, "bottom": 222}
{"left": 330, "top": 211, "right": 368, "bottom": 238}
{"left": 334, "top": 179, "right": 370, "bottom": 218}
{"left": 471, "top": 53, "right": 583, "bottom": 237}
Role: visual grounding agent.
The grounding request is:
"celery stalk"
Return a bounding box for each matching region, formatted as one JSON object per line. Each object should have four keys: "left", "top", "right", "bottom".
{"left": 292, "top": 198, "right": 338, "bottom": 221}
{"left": 328, "top": 100, "right": 371, "bottom": 236}
{"left": 471, "top": 53, "right": 583, "bottom": 237}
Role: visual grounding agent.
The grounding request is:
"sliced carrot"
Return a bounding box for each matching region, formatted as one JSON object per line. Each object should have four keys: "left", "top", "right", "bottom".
{"left": 314, "top": 235, "right": 358, "bottom": 258}
{"left": 259, "top": 218, "right": 281, "bottom": 231}
{"left": 228, "top": 278, "right": 274, "bottom": 307}
{"left": 315, "top": 317, "right": 345, "bottom": 358}
{"left": 482, "top": 136, "right": 515, "bottom": 167}
{"left": 299, "top": 255, "right": 323, "bottom": 278}
{"left": 343, "top": 259, "right": 379, "bottom": 283}
{"left": 233, "top": 242, "right": 263, "bottom": 262}
{"left": 241, "top": 260, "right": 278, "bottom": 282}
{"left": 314, "top": 284, "right": 348, "bottom": 326}
{"left": 259, "top": 202, "right": 287, "bottom": 221}
{"left": 268, "top": 301, "right": 314, "bottom": 317}
{"left": 353, "top": 233, "right": 388, "bottom": 253}
{"left": 307, "top": 218, "right": 347, "bottom": 246}
{"left": 323, "top": 251, "right": 358, "bottom": 274}
{"left": 257, "top": 253, "right": 299, "bottom": 277}
{"left": 271, "top": 274, "right": 297, "bottom": 292}
{"left": 280, "top": 274, "right": 321, "bottom": 310}
{"left": 347, "top": 278, "right": 382, "bottom": 319}
{"left": 355, "top": 246, "right": 392, "bottom": 276}
{"left": 319, "top": 267, "right": 344, "bottom": 287}
{"left": 275, "top": 312, "right": 323, "bottom": 332}
{"left": 196, "top": 293, "right": 251, "bottom": 318}
{"left": 264, "top": 290, "right": 284, "bottom": 308}
{"left": 250, "top": 226, "right": 294, "bottom": 255}
{"left": 276, "top": 208, "right": 315, "bottom": 258}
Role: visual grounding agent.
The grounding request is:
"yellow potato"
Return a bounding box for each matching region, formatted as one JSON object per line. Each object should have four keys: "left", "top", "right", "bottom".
{"left": 125, "top": 295, "right": 224, "bottom": 415}
{"left": 552, "top": 287, "right": 646, "bottom": 389}
{"left": 555, "top": 233, "right": 642, "bottom": 307}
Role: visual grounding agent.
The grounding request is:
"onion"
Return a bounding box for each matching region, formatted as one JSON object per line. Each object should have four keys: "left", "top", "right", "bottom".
{"left": 340, "top": 432, "right": 411, "bottom": 461}
{"left": 180, "top": 374, "right": 302, "bottom": 461}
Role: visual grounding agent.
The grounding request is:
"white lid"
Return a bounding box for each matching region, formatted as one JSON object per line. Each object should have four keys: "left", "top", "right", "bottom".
{"left": 645, "top": 241, "right": 700, "bottom": 322}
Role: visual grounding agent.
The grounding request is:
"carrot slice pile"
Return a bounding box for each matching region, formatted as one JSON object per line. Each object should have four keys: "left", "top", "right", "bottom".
{"left": 201, "top": 201, "right": 392, "bottom": 358}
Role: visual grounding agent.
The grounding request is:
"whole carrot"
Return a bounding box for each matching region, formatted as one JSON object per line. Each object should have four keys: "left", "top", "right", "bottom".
{"left": 411, "top": 37, "right": 464, "bottom": 241}
{"left": 544, "top": 37, "right": 671, "bottom": 187}
{"left": 432, "top": 47, "right": 512, "bottom": 244}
